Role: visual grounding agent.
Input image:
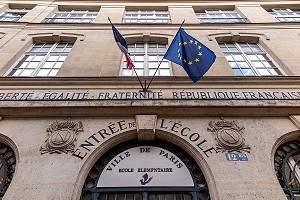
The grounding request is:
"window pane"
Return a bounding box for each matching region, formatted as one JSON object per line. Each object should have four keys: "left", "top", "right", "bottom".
{"left": 148, "top": 56, "right": 158, "bottom": 61}
{"left": 247, "top": 55, "right": 259, "bottom": 61}
{"left": 134, "top": 56, "right": 144, "bottom": 62}
{"left": 253, "top": 62, "right": 264, "bottom": 68}
{"left": 54, "top": 62, "right": 63, "bottom": 69}
{"left": 49, "top": 69, "right": 59, "bottom": 76}
{"left": 225, "top": 55, "right": 234, "bottom": 61}
{"left": 58, "top": 56, "right": 67, "bottom": 61}
{"left": 238, "top": 62, "right": 250, "bottom": 68}
{"left": 257, "top": 68, "right": 271, "bottom": 75}
{"left": 160, "top": 62, "right": 169, "bottom": 68}
{"left": 149, "top": 69, "right": 157, "bottom": 76}
{"left": 32, "top": 56, "right": 45, "bottom": 62}
{"left": 11, "top": 69, "right": 22, "bottom": 76}
{"left": 24, "top": 55, "right": 34, "bottom": 61}
{"left": 136, "top": 69, "right": 143, "bottom": 76}
{"left": 233, "top": 68, "right": 243, "bottom": 76}
{"left": 160, "top": 69, "right": 170, "bottom": 76}
{"left": 149, "top": 62, "right": 158, "bottom": 68}
{"left": 233, "top": 55, "right": 244, "bottom": 61}
{"left": 19, "top": 62, "right": 29, "bottom": 69}
{"left": 134, "top": 62, "right": 144, "bottom": 68}
{"left": 27, "top": 62, "right": 39, "bottom": 69}
{"left": 257, "top": 54, "right": 269, "bottom": 60}
{"left": 42, "top": 62, "right": 54, "bottom": 68}
{"left": 20, "top": 69, "right": 34, "bottom": 76}
{"left": 229, "top": 62, "right": 238, "bottom": 69}
{"left": 36, "top": 69, "right": 50, "bottom": 76}
{"left": 122, "top": 69, "right": 132, "bottom": 76}
{"left": 241, "top": 69, "right": 255, "bottom": 76}
{"left": 47, "top": 56, "right": 59, "bottom": 61}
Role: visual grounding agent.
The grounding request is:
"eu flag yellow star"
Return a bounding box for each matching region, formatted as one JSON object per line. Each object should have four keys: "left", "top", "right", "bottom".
{"left": 198, "top": 45, "right": 202, "bottom": 50}
{"left": 183, "top": 42, "right": 187, "bottom": 45}
{"left": 198, "top": 52, "right": 203, "bottom": 56}
{"left": 188, "top": 61, "right": 193, "bottom": 65}
{"left": 195, "top": 58, "right": 199, "bottom": 62}
{"left": 189, "top": 40, "right": 193, "bottom": 44}
{"left": 195, "top": 41, "right": 198, "bottom": 45}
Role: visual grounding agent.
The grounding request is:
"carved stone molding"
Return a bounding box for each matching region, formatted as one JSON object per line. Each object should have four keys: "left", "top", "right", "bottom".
{"left": 207, "top": 117, "right": 250, "bottom": 153}
{"left": 136, "top": 115, "right": 157, "bottom": 141}
{"left": 40, "top": 120, "right": 83, "bottom": 154}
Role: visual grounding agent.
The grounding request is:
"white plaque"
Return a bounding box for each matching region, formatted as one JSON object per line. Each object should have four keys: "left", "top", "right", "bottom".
{"left": 97, "top": 146, "right": 194, "bottom": 187}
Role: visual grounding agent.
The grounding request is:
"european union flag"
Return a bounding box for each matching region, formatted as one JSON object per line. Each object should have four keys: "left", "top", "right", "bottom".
{"left": 164, "top": 28, "right": 216, "bottom": 82}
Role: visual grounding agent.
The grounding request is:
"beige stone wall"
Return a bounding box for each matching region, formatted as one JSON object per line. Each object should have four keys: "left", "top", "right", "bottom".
{"left": 0, "top": 1, "right": 298, "bottom": 77}
{"left": 0, "top": 115, "right": 298, "bottom": 199}
{"left": 0, "top": 1, "right": 299, "bottom": 199}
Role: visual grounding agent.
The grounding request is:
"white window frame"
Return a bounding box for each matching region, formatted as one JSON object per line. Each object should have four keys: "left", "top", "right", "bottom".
{"left": 123, "top": 10, "right": 171, "bottom": 24}
{"left": 196, "top": 10, "right": 247, "bottom": 23}
{"left": 120, "top": 42, "right": 172, "bottom": 76}
{"left": 220, "top": 42, "right": 284, "bottom": 76}
{"left": 44, "top": 10, "right": 98, "bottom": 23}
{"left": 0, "top": 8, "right": 30, "bottom": 22}
{"left": 269, "top": 8, "right": 300, "bottom": 22}
{"left": 6, "top": 42, "right": 73, "bottom": 77}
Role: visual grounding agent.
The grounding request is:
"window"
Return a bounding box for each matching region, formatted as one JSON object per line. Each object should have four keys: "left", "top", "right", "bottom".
{"left": 80, "top": 140, "right": 210, "bottom": 200}
{"left": 268, "top": 9, "right": 300, "bottom": 22}
{"left": 196, "top": 10, "right": 247, "bottom": 23}
{"left": 44, "top": 10, "right": 98, "bottom": 23}
{"left": 123, "top": 10, "right": 171, "bottom": 24}
{"left": 274, "top": 140, "right": 300, "bottom": 200}
{"left": 7, "top": 42, "right": 73, "bottom": 77}
{"left": 121, "top": 43, "right": 171, "bottom": 76}
{"left": 220, "top": 42, "right": 282, "bottom": 76}
{"left": 0, "top": 8, "right": 30, "bottom": 22}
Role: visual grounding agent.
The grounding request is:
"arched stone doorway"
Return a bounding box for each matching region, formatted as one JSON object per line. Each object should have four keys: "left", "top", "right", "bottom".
{"left": 80, "top": 140, "right": 210, "bottom": 200}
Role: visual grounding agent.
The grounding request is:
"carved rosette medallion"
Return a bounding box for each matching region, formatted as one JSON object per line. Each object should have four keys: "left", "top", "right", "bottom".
{"left": 207, "top": 118, "right": 250, "bottom": 153}
{"left": 40, "top": 120, "right": 83, "bottom": 154}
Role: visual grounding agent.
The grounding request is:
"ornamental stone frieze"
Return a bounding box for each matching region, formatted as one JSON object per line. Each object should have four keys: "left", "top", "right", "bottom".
{"left": 40, "top": 120, "right": 83, "bottom": 154}
{"left": 207, "top": 117, "right": 250, "bottom": 153}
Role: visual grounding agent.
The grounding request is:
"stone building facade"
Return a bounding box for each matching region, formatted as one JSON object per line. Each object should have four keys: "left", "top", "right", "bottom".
{"left": 0, "top": 0, "right": 299, "bottom": 199}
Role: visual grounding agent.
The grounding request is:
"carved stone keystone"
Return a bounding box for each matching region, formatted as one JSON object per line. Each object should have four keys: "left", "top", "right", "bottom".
{"left": 40, "top": 120, "right": 83, "bottom": 154}
{"left": 135, "top": 115, "right": 157, "bottom": 141}
{"left": 208, "top": 117, "right": 250, "bottom": 153}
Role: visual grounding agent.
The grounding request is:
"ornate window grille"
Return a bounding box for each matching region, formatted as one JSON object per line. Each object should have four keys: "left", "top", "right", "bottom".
{"left": 0, "top": 143, "right": 16, "bottom": 198}
{"left": 123, "top": 10, "right": 171, "bottom": 24}
{"left": 274, "top": 140, "right": 300, "bottom": 199}
{"left": 120, "top": 43, "right": 171, "bottom": 76}
{"left": 196, "top": 10, "right": 247, "bottom": 24}
{"left": 0, "top": 8, "right": 30, "bottom": 22}
{"left": 219, "top": 42, "right": 283, "bottom": 76}
{"left": 269, "top": 9, "right": 300, "bottom": 22}
{"left": 43, "top": 10, "right": 98, "bottom": 23}
{"left": 81, "top": 140, "right": 210, "bottom": 200}
{"left": 7, "top": 42, "right": 73, "bottom": 77}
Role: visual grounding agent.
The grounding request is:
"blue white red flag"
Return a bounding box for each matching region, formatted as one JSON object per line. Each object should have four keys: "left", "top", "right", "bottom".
{"left": 111, "top": 24, "right": 134, "bottom": 69}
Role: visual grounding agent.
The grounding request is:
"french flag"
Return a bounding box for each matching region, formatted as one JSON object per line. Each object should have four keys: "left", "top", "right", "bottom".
{"left": 111, "top": 24, "right": 134, "bottom": 69}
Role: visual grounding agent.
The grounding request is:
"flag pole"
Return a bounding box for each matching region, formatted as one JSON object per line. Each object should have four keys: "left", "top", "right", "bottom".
{"left": 108, "top": 17, "right": 145, "bottom": 91}
{"left": 145, "top": 20, "right": 185, "bottom": 91}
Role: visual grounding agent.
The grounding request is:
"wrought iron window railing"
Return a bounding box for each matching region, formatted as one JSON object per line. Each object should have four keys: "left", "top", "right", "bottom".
{"left": 0, "top": 143, "right": 16, "bottom": 198}
{"left": 275, "top": 140, "right": 300, "bottom": 200}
